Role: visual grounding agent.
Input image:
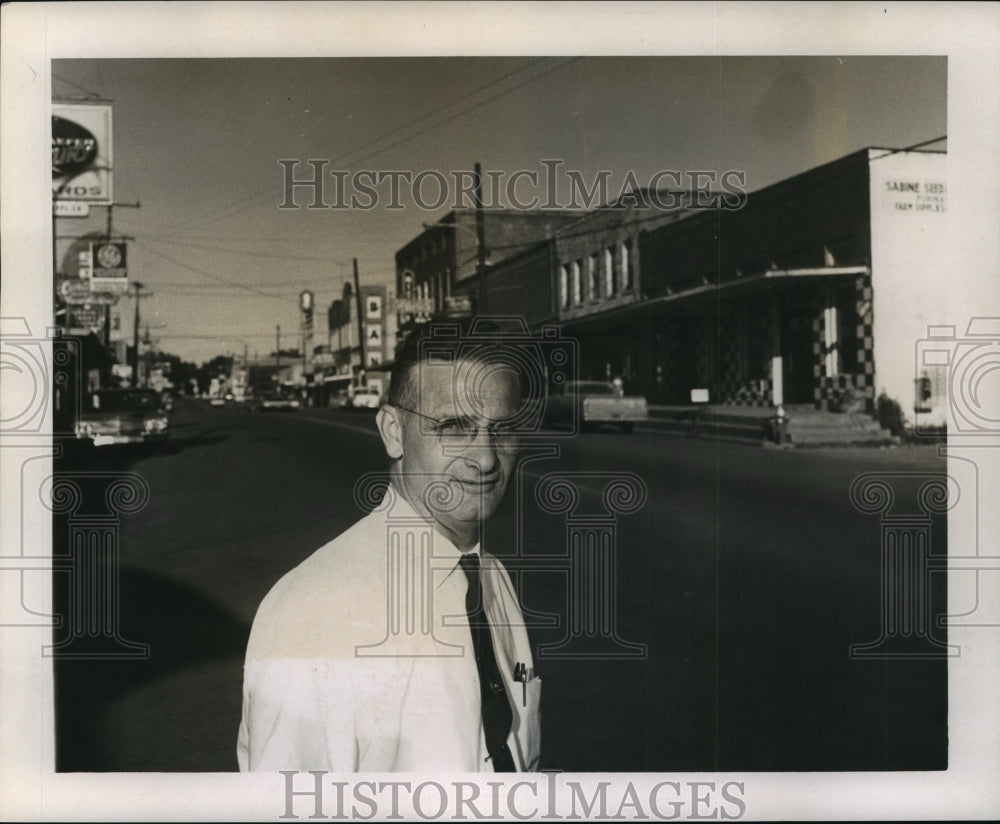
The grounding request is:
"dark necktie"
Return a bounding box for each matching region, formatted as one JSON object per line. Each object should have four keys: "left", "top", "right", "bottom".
{"left": 458, "top": 552, "right": 515, "bottom": 772}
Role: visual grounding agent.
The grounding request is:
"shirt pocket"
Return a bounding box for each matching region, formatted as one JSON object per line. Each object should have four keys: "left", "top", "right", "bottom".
{"left": 514, "top": 676, "right": 542, "bottom": 771}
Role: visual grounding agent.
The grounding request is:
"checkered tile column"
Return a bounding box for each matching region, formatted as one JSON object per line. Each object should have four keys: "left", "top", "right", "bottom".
{"left": 695, "top": 317, "right": 713, "bottom": 397}
{"left": 725, "top": 304, "right": 774, "bottom": 407}
{"left": 758, "top": 306, "right": 773, "bottom": 405}
{"left": 812, "top": 297, "right": 825, "bottom": 409}
{"left": 660, "top": 324, "right": 680, "bottom": 402}
{"left": 855, "top": 272, "right": 875, "bottom": 413}
{"left": 719, "top": 306, "right": 742, "bottom": 404}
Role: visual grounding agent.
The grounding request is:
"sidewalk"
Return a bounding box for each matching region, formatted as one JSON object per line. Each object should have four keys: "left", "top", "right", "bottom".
{"left": 639, "top": 402, "right": 900, "bottom": 448}
{"left": 638, "top": 403, "right": 774, "bottom": 444}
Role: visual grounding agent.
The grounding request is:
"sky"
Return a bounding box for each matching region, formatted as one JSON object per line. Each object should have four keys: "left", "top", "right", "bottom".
{"left": 51, "top": 55, "right": 947, "bottom": 364}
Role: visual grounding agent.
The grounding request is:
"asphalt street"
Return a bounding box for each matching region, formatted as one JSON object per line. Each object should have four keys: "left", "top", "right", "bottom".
{"left": 52, "top": 398, "right": 948, "bottom": 772}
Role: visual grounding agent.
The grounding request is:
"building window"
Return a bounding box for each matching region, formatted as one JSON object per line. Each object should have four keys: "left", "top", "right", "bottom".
{"left": 605, "top": 246, "right": 616, "bottom": 295}
{"left": 620, "top": 239, "right": 632, "bottom": 290}
{"left": 588, "top": 253, "right": 599, "bottom": 300}
{"left": 560, "top": 263, "right": 570, "bottom": 308}
{"left": 572, "top": 260, "right": 583, "bottom": 304}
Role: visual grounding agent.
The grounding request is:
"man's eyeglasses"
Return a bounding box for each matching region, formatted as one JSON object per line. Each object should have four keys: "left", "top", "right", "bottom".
{"left": 392, "top": 404, "right": 521, "bottom": 453}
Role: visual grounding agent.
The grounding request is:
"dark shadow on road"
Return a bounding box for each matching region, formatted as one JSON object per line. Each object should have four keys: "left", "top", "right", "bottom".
{"left": 53, "top": 566, "right": 250, "bottom": 772}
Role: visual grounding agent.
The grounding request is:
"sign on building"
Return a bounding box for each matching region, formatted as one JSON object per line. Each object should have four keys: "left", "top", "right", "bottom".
{"left": 54, "top": 201, "right": 91, "bottom": 218}
{"left": 52, "top": 103, "right": 113, "bottom": 204}
{"left": 89, "top": 241, "right": 129, "bottom": 291}
{"left": 58, "top": 278, "right": 119, "bottom": 306}
{"left": 66, "top": 306, "right": 104, "bottom": 336}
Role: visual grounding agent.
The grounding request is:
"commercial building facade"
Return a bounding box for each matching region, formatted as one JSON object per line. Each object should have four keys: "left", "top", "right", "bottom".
{"left": 554, "top": 148, "right": 947, "bottom": 421}
{"left": 319, "top": 281, "right": 397, "bottom": 403}
{"left": 394, "top": 209, "right": 586, "bottom": 335}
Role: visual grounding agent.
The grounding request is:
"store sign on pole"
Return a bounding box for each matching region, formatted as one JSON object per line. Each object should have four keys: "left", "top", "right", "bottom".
{"left": 90, "top": 241, "right": 129, "bottom": 292}
{"left": 58, "top": 278, "right": 119, "bottom": 306}
{"left": 52, "top": 102, "right": 113, "bottom": 205}
{"left": 66, "top": 306, "right": 105, "bottom": 336}
{"left": 54, "top": 201, "right": 91, "bottom": 218}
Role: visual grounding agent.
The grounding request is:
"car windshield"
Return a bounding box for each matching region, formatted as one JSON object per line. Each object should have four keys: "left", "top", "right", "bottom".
{"left": 89, "top": 389, "right": 162, "bottom": 412}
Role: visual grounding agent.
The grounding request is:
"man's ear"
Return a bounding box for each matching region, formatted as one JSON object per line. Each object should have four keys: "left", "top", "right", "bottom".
{"left": 376, "top": 405, "right": 404, "bottom": 460}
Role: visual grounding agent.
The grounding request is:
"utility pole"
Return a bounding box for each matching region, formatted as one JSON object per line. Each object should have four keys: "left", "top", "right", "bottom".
{"left": 143, "top": 324, "right": 152, "bottom": 389}
{"left": 353, "top": 258, "right": 365, "bottom": 385}
{"left": 130, "top": 281, "right": 152, "bottom": 387}
{"left": 474, "top": 161, "right": 488, "bottom": 316}
{"left": 107, "top": 201, "right": 140, "bottom": 352}
{"left": 275, "top": 324, "right": 281, "bottom": 387}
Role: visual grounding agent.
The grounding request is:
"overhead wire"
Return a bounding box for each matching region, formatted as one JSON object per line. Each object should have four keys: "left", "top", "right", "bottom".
{"left": 134, "top": 240, "right": 290, "bottom": 301}
{"left": 51, "top": 73, "right": 106, "bottom": 99}
{"left": 155, "top": 57, "right": 577, "bottom": 239}
{"left": 138, "top": 234, "right": 357, "bottom": 265}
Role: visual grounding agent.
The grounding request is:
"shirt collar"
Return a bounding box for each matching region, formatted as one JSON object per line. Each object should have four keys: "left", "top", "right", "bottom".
{"left": 379, "top": 488, "right": 481, "bottom": 586}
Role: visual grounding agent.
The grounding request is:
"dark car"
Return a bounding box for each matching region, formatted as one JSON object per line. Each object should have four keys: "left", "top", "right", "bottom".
{"left": 252, "top": 392, "right": 301, "bottom": 412}
{"left": 75, "top": 388, "right": 170, "bottom": 447}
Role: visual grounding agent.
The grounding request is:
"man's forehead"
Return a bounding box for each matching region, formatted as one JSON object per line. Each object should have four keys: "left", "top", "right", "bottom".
{"left": 416, "top": 359, "right": 520, "bottom": 411}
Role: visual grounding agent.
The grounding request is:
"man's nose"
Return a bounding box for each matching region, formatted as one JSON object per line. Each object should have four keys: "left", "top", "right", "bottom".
{"left": 463, "top": 426, "right": 500, "bottom": 471}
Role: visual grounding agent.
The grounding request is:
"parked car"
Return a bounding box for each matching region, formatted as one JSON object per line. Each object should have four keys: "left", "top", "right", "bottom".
{"left": 75, "top": 388, "right": 170, "bottom": 447}
{"left": 253, "top": 392, "right": 301, "bottom": 412}
{"left": 330, "top": 388, "right": 352, "bottom": 410}
{"left": 348, "top": 386, "right": 381, "bottom": 411}
{"left": 544, "top": 380, "right": 648, "bottom": 433}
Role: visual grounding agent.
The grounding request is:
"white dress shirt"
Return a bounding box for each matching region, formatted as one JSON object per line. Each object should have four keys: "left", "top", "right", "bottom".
{"left": 237, "top": 490, "right": 541, "bottom": 772}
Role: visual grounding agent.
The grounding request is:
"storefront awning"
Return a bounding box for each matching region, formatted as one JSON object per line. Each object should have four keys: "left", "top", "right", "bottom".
{"left": 560, "top": 265, "right": 869, "bottom": 332}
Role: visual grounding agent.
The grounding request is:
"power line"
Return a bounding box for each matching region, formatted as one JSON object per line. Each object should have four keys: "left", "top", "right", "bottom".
{"left": 139, "top": 234, "right": 356, "bottom": 265}
{"left": 52, "top": 74, "right": 106, "bottom": 99}
{"left": 331, "top": 57, "right": 552, "bottom": 170}
{"left": 156, "top": 58, "right": 578, "bottom": 238}
{"left": 134, "top": 240, "right": 289, "bottom": 301}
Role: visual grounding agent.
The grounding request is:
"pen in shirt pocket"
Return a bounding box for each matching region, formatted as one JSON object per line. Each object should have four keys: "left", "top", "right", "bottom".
{"left": 513, "top": 662, "right": 537, "bottom": 706}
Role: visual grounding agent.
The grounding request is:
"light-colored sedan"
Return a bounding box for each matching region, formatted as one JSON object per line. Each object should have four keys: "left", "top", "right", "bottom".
{"left": 349, "top": 387, "right": 381, "bottom": 411}
{"left": 545, "top": 380, "right": 648, "bottom": 433}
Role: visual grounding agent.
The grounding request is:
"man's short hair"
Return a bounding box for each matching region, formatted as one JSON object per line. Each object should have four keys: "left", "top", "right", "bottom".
{"left": 387, "top": 319, "right": 528, "bottom": 411}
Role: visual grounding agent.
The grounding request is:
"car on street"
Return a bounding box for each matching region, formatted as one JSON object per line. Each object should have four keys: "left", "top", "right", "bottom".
{"left": 544, "top": 380, "right": 649, "bottom": 433}
{"left": 252, "top": 392, "right": 301, "bottom": 412}
{"left": 348, "top": 386, "right": 382, "bottom": 411}
{"left": 74, "top": 387, "right": 170, "bottom": 447}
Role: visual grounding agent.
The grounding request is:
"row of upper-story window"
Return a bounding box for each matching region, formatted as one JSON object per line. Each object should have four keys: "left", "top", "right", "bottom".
{"left": 559, "top": 239, "right": 633, "bottom": 309}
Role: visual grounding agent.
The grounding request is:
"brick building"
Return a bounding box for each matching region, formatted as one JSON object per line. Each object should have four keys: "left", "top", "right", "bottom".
{"left": 394, "top": 209, "right": 585, "bottom": 335}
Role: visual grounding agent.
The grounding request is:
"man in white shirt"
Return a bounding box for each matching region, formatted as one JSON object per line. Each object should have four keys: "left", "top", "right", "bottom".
{"left": 238, "top": 321, "right": 540, "bottom": 772}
